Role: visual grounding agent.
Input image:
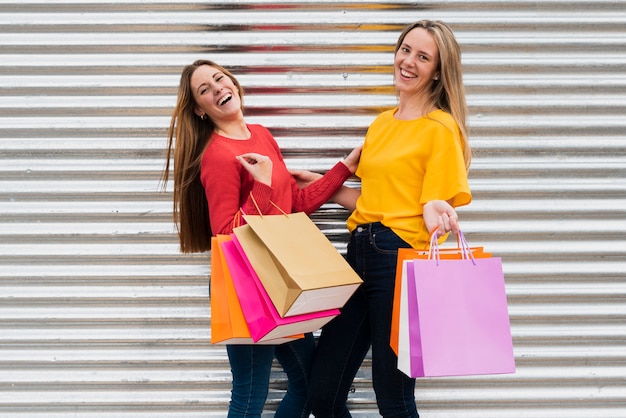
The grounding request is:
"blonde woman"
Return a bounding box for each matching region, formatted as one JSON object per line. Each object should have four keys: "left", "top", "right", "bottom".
{"left": 309, "top": 20, "right": 472, "bottom": 418}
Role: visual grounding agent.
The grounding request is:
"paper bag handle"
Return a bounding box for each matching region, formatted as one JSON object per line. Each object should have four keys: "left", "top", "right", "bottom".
{"left": 231, "top": 209, "right": 243, "bottom": 230}
{"left": 428, "top": 229, "right": 476, "bottom": 265}
{"left": 247, "top": 192, "right": 289, "bottom": 218}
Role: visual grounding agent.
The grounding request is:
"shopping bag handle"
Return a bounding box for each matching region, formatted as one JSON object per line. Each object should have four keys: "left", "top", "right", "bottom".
{"left": 247, "top": 192, "right": 289, "bottom": 218}
{"left": 427, "top": 227, "right": 471, "bottom": 252}
{"left": 428, "top": 229, "right": 476, "bottom": 266}
{"left": 233, "top": 192, "right": 288, "bottom": 230}
{"left": 231, "top": 209, "right": 243, "bottom": 230}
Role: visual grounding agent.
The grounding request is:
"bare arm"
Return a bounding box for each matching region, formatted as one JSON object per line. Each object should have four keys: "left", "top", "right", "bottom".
{"left": 288, "top": 145, "right": 362, "bottom": 211}
{"left": 330, "top": 186, "right": 360, "bottom": 211}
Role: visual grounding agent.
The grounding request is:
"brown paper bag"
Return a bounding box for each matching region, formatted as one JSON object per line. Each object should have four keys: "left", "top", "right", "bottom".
{"left": 233, "top": 212, "right": 362, "bottom": 317}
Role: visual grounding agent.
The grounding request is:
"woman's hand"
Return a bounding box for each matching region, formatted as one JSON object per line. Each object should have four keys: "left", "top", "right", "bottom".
{"left": 289, "top": 169, "right": 323, "bottom": 189}
{"left": 423, "top": 200, "right": 460, "bottom": 237}
{"left": 236, "top": 153, "right": 273, "bottom": 186}
{"left": 341, "top": 145, "right": 362, "bottom": 174}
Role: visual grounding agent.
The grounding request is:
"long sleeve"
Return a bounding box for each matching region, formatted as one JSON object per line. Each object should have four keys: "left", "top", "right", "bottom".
{"left": 290, "top": 162, "right": 352, "bottom": 214}
{"left": 200, "top": 124, "right": 352, "bottom": 236}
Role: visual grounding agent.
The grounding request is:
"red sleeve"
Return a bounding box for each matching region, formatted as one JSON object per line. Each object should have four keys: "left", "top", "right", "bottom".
{"left": 241, "top": 182, "right": 275, "bottom": 217}
{"left": 291, "top": 161, "right": 352, "bottom": 214}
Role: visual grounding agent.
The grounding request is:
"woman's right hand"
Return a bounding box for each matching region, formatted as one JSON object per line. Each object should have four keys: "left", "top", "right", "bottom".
{"left": 236, "top": 153, "right": 273, "bottom": 186}
{"left": 423, "top": 200, "right": 460, "bottom": 237}
{"left": 341, "top": 145, "right": 362, "bottom": 174}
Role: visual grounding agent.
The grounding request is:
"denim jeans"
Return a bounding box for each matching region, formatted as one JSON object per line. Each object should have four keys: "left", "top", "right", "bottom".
{"left": 227, "top": 332, "right": 315, "bottom": 418}
{"left": 309, "top": 223, "right": 419, "bottom": 418}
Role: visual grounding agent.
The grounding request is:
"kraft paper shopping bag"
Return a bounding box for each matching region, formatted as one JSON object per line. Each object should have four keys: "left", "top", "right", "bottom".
{"left": 397, "top": 232, "right": 515, "bottom": 378}
{"left": 220, "top": 235, "right": 339, "bottom": 342}
{"left": 390, "top": 242, "right": 490, "bottom": 355}
{"left": 210, "top": 235, "right": 302, "bottom": 345}
{"left": 234, "top": 212, "right": 362, "bottom": 317}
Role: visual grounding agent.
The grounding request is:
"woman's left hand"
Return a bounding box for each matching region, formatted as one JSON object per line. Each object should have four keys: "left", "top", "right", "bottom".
{"left": 289, "top": 169, "right": 323, "bottom": 188}
{"left": 237, "top": 153, "right": 273, "bottom": 186}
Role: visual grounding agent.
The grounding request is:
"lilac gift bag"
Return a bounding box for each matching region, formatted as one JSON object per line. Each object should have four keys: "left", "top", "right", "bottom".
{"left": 397, "top": 232, "right": 515, "bottom": 378}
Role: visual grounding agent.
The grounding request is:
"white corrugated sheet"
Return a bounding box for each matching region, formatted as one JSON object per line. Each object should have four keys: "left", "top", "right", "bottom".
{"left": 0, "top": 1, "right": 625, "bottom": 417}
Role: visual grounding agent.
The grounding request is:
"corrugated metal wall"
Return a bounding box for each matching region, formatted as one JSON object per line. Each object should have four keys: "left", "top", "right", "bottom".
{"left": 1, "top": 1, "right": 625, "bottom": 417}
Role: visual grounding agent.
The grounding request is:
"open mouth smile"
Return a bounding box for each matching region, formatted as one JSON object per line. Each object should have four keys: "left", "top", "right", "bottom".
{"left": 218, "top": 93, "right": 233, "bottom": 106}
{"left": 400, "top": 68, "right": 417, "bottom": 79}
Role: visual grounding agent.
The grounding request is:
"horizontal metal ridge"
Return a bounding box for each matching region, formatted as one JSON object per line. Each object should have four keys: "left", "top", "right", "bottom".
{"left": 1, "top": 31, "right": 625, "bottom": 53}
{"left": 1, "top": 178, "right": 622, "bottom": 195}
{"left": 3, "top": 93, "right": 626, "bottom": 114}
{"left": 2, "top": 51, "right": 625, "bottom": 70}
{"left": 1, "top": 114, "right": 625, "bottom": 130}
{"left": 2, "top": 135, "right": 624, "bottom": 154}
{"left": 1, "top": 73, "right": 625, "bottom": 93}
{"left": 0, "top": 264, "right": 208, "bottom": 277}
{"left": 1, "top": 10, "right": 625, "bottom": 27}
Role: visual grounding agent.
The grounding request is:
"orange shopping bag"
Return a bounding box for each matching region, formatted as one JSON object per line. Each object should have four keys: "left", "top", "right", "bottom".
{"left": 390, "top": 233, "right": 491, "bottom": 355}
{"left": 210, "top": 235, "right": 303, "bottom": 344}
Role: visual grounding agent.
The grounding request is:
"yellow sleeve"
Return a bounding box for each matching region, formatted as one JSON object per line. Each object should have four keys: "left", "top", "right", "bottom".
{"left": 420, "top": 121, "right": 471, "bottom": 208}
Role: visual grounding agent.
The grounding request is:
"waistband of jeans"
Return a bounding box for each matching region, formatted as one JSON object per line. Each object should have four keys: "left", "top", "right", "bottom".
{"left": 353, "top": 222, "right": 389, "bottom": 234}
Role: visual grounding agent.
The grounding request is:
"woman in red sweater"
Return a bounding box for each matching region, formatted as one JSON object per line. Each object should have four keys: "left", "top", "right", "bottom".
{"left": 162, "top": 59, "right": 360, "bottom": 418}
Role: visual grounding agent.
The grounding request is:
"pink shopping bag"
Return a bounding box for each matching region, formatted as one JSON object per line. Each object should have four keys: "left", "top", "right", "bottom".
{"left": 210, "top": 235, "right": 303, "bottom": 345}
{"left": 391, "top": 244, "right": 490, "bottom": 356}
{"left": 209, "top": 235, "right": 304, "bottom": 344}
{"left": 397, "top": 232, "right": 515, "bottom": 378}
{"left": 219, "top": 235, "right": 339, "bottom": 343}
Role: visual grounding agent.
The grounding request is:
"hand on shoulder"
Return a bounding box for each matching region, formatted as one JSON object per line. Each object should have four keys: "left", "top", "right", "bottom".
{"left": 341, "top": 145, "right": 362, "bottom": 174}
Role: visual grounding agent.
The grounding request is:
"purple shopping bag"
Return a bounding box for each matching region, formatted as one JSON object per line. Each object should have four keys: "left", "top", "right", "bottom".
{"left": 397, "top": 232, "right": 515, "bottom": 378}
{"left": 219, "top": 235, "right": 339, "bottom": 343}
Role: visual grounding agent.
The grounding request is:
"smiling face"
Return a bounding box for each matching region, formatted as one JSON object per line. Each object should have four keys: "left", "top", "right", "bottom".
{"left": 190, "top": 64, "right": 243, "bottom": 123}
{"left": 394, "top": 27, "right": 440, "bottom": 99}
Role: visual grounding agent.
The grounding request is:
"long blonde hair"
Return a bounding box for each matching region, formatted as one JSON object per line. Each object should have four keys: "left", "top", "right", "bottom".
{"left": 162, "top": 60, "right": 245, "bottom": 253}
{"left": 395, "top": 20, "right": 472, "bottom": 170}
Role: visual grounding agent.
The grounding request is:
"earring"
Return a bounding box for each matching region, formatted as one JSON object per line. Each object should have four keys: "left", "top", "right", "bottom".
{"left": 433, "top": 76, "right": 439, "bottom": 81}
{"left": 200, "top": 113, "right": 208, "bottom": 121}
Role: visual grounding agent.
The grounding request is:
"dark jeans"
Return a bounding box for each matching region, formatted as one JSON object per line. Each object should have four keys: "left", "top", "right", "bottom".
{"left": 227, "top": 332, "right": 315, "bottom": 418}
{"left": 309, "top": 222, "right": 419, "bottom": 418}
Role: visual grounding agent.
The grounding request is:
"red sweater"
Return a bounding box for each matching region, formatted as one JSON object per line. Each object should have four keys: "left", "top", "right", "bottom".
{"left": 200, "top": 124, "right": 352, "bottom": 235}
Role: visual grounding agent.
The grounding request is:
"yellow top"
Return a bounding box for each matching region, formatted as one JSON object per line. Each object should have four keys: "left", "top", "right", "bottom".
{"left": 347, "top": 108, "right": 472, "bottom": 248}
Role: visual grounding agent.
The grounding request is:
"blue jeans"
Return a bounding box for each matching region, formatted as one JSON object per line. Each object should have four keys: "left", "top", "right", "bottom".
{"left": 309, "top": 223, "right": 419, "bottom": 418}
{"left": 227, "top": 332, "right": 315, "bottom": 418}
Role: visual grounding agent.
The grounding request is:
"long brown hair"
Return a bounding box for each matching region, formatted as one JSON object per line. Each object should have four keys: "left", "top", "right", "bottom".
{"left": 161, "top": 60, "right": 245, "bottom": 253}
{"left": 395, "top": 20, "right": 472, "bottom": 171}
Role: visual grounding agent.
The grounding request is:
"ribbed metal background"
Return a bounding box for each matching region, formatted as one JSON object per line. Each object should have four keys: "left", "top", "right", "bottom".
{"left": 1, "top": 1, "right": 625, "bottom": 417}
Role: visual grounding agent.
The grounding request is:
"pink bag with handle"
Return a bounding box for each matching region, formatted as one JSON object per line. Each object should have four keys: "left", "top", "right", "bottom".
{"left": 220, "top": 235, "right": 339, "bottom": 343}
{"left": 397, "top": 231, "right": 516, "bottom": 378}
